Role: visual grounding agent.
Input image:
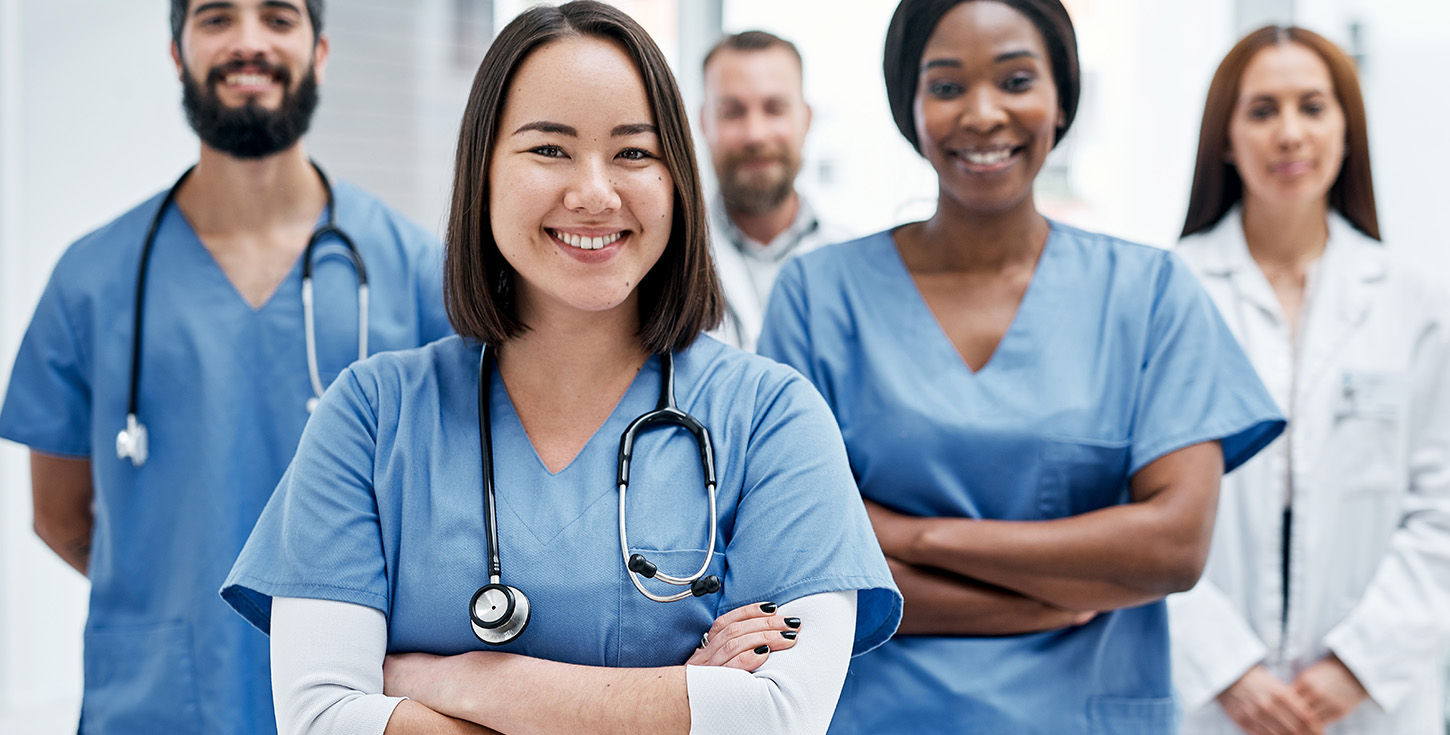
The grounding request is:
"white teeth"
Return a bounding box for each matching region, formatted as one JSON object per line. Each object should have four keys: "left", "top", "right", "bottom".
{"left": 553, "top": 230, "right": 622, "bottom": 250}
{"left": 227, "top": 73, "right": 273, "bottom": 86}
{"left": 962, "top": 148, "right": 1013, "bottom": 165}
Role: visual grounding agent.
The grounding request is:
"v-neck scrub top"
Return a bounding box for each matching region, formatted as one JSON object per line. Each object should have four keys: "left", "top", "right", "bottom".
{"left": 758, "top": 223, "right": 1284, "bottom": 735}
{"left": 0, "top": 181, "right": 452, "bottom": 735}
{"left": 222, "top": 335, "right": 902, "bottom": 671}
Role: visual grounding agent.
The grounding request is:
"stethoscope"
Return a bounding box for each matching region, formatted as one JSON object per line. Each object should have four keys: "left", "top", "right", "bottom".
{"left": 115, "top": 161, "right": 369, "bottom": 468}
{"left": 468, "top": 344, "right": 723, "bottom": 645}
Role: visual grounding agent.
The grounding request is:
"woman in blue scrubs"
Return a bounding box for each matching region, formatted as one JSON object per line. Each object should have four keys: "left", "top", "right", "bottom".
{"left": 758, "top": 1, "right": 1283, "bottom": 732}
{"left": 220, "top": 3, "right": 900, "bottom": 734}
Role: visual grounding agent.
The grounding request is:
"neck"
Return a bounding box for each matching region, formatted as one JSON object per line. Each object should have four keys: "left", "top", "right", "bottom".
{"left": 726, "top": 191, "right": 800, "bottom": 248}
{"left": 497, "top": 293, "right": 650, "bottom": 405}
{"left": 907, "top": 194, "right": 1048, "bottom": 273}
{"left": 1240, "top": 195, "right": 1329, "bottom": 272}
{"left": 175, "top": 143, "right": 327, "bottom": 234}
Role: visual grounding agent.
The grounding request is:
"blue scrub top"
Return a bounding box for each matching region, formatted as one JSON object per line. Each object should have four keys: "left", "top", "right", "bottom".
{"left": 223, "top": 335, "right": 902, "bottom": 670}
{"left": 758, "top": 224, "right": 1284, "bottom": 735}
{"left": 0, "top": 180, "right": 452, "bottom": 735}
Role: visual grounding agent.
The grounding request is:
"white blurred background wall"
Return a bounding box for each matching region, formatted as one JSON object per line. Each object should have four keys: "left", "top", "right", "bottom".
{"left": 1, "top": 1, "right": 1446, "bottom": 731}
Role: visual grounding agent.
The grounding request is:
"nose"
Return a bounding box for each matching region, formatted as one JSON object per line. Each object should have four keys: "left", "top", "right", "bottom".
{"left": 563, "top": 158, "right": 622, "bottom": 215}
{"left": 959, "top": 87, "right": 1008, "bottom": 134}
{"left": 1276, "top": 110, "right": 1306, "bottom": 150}
{"left": 228, "top": 14, "right": 269, "bottom": 59}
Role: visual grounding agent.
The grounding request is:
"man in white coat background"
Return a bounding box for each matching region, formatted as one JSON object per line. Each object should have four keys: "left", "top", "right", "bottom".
{"left": 700, "top": 30, "right": 847, "bottom": 351}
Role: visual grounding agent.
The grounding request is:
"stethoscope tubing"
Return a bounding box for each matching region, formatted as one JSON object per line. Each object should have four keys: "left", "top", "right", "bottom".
{"left": 474, "top": 344, "right": 722, "bottom": 642}
{"left": 119, "top": 161, "right": 366, "bottom": 467}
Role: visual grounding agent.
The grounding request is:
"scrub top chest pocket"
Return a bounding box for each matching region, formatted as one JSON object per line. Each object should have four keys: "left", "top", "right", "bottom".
{"left": 1038, "top": 438, "right": 1133, "bottom": 519}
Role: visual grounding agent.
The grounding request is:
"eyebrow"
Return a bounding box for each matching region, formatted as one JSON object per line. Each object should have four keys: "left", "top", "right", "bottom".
{"left": 512, "top": 121, "right": 658, "bottom": 137}
{"left": 921, "top": 49, "right": 1040, "bottom": 71}
{"left": 192, "top": 1, "right": 303, "bottom": 15}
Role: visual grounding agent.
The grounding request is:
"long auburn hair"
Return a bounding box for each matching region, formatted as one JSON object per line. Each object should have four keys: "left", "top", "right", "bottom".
{"left": 1181, "top": 26, "right": 1379, "bottom": 240}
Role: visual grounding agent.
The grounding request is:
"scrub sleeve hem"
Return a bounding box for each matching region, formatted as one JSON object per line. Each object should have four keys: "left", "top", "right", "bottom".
{"left": 752, "top": 575, "right": 901, "bottom": 656}
{"left": 0, "top": 427, "right": 90, "bottom": 459}
{"left": 221, "top": 575, "right": 389, "bottom": 635}
{"left": 1129, "top": 416, "right": 1285, "bottom": 478}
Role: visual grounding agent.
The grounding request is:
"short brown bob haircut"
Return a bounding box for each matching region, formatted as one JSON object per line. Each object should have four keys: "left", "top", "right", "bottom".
{"left": 883, "top": 0, "right": 1080, "bottom": 153}
{"left": 1182, "top": 26, "right": 1379, "bottom": 240}
{"left": 444, "top": 0, "right": 723, "bottom": 352}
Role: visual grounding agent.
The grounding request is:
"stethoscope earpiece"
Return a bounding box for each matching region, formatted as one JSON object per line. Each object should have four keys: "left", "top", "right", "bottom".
{"left": 691, "top": 575, "right": 722, "bottom": 597}
{"left": 469, "top": 582, "right": 531, "bottom": 645}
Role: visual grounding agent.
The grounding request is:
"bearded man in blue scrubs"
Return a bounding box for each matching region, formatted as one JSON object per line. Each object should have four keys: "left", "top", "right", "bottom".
{"left": 0, "top": 2, "right": 451, "bottom": 733}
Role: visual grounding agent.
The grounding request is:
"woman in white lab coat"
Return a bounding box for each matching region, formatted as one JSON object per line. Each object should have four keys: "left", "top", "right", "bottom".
{"left": 1171, "top": 25, "right": 1450, "bottom": 735}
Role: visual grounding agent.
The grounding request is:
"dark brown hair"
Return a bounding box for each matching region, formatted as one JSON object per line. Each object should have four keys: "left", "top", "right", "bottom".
{"left": 1181, "top": 26, "right": 1379, "bottom": 240}
{"left": 703, "top": 30, "right": 804, "bottom": 76}
{"left": 883, "top": 0, "right": 1080, "bottom": 152}
{"left": 444, "top": 0, "right": 722, "bottom": 351}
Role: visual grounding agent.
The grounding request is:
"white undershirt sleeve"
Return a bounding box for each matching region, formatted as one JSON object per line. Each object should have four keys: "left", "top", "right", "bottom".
{"left": 272, "top": 590, "right": 858, "bottom": 735}
{"left": 269, "top": 596, "right": 407, "bottom": 735}
{"left": 686, "top": 590, "right": 858, "bottom": 735}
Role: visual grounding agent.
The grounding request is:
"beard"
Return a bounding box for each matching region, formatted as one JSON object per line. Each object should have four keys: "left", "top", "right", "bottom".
{"left": 714, "top": 145, "right": 801, "bottom": 215}
{"left": 181, "top": 57, "right": 319, "bottom": 159}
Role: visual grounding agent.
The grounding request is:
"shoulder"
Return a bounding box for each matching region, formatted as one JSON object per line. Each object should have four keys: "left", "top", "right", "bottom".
{"left": 340, "top": 334, "right": 474, "bottom": 403}
{"left": 1174, "top": 211, "right": 1240, "bottom": 274}
{"left": 785, "top": 229, "right": 896, "bottom": 282}
{"left": 330, "top": 179, "right": 440, "bottom": 256}
{"left": 1047, "top": 220, "right": 1181, "bottom": 283}
{"left": 56, "top": 190, "right": 171, "bottom": 273}
{"left": 678, "top": 335, "right": 827, "bottom": 412}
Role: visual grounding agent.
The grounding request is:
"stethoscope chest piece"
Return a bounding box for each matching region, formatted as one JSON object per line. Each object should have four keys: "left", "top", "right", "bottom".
{"left": 469, "top": 582, "right": 531, "bottom": 645}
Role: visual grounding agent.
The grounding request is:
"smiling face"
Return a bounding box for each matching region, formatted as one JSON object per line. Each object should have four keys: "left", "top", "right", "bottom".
{"left": 488, "top": 35, "right": 674, "bottom": 323}
{"left": 1229, "top": 42, "right": 1346, "bottom": 210}
{"left": 701, "top": 46, "right": 811, "bottom": 215}
{"left": 173, "top": 0, "right": 328, "bottom": 157}
{"left": 914, "top": 0, "right": 1061, "bottom": 219}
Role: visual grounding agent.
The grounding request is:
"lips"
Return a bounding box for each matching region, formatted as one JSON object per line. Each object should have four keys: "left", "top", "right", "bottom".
{"left": 207, "top": 59, "right": 290, "bottom": 92}
{"left": 949, "top": 144, "right": 1021, "bottom": 172}
{"left": 548, "top": 229, "right": 626, "bottom": 251}
{"left": 1269, "top": 160, "right": 1313, "bottom": 176}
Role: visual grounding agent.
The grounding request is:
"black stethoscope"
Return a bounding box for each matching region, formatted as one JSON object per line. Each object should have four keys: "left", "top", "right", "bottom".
{"left": 469, "top": 344, "right": 723, "bottom": 645}
{"left": 114, "top": 161, "right": 369, "bottom": 468}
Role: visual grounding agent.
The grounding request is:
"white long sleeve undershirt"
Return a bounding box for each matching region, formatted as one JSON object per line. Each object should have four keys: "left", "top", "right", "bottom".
{"left": 269, "top": 590, "right": 857, "bottom": 735}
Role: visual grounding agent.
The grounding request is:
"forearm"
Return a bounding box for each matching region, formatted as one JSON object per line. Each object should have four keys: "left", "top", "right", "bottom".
{"left": 384, "top": 701, "right": 499, "bottom": 735}
{"left": 875, "top": 442, "right": 1222, "bottom": 611}
{"left": 888, "top": 557, "right": 1087, "bottom": 636}
{"left": 897, "top": 509, "right": 1199, "bottom": 610}
{"left": 30, "top": 451, "right": 93, "bottom": 575}
{"left": 403, "top": 653, "right": 689, "bottom": 735}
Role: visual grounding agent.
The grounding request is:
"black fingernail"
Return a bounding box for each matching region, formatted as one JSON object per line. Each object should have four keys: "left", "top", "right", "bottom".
{"left": 784, "top": 617, "right": 801, "bottom": 628}
{"left": 754, "top": 645, "right": 770, "bottom": 655}
{"left": 782, "top": 631, "right": 797, "bottom": 640}
{"left": 759, "top": 602, "right": 777, "bottom": 613}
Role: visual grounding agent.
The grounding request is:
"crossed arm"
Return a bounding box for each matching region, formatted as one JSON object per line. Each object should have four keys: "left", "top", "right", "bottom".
{"left": 876, "top": 441, "right": 1224, "bottom": 635}
{"left": 271, "top": 591, "right": 855, "bottom": 735}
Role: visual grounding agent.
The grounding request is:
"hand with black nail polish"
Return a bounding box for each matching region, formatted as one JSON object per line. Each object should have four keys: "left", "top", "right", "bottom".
{"left": 684, "top": 601, "right": 802, "bottom": 672}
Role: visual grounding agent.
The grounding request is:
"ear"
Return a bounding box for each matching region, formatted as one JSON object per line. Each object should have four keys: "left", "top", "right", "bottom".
{"left": 804, "top": 102, "right": 814, "bottom": 133}
{"left": 171, "top": 40, "right": 184, "bottom": 81}
{"left": 312, "top": 33, "right": 331, "bottom": 84}
{"left": 698, "top": 104, "right": 711, "bottom": 137}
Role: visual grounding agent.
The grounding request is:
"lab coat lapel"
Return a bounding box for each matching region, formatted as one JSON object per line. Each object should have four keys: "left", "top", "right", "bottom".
{"left": 1297, "top": 215, "right": 1386, "bottom": 398}
{"left": 1198, "top": 207, "right": 1284, "bottom": 329}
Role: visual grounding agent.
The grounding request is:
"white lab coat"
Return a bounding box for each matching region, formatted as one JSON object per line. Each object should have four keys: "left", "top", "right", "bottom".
{"left": 1169, "top": 206, "right": 1450, "bottom": 734}
{"left": 708, "top": 193, "right": 847, "bottom": 351}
